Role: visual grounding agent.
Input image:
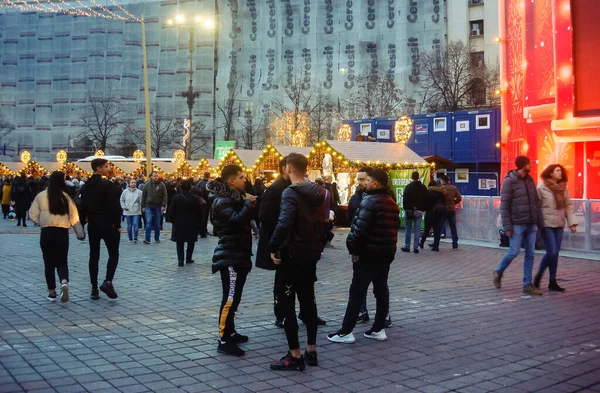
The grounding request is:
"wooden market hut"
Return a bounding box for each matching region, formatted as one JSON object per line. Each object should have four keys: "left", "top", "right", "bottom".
{"left": 215, "top": 149, "right": 264, "bottom": 179}
{"left": 0, "top": 160, "right": 50, "bottom": 178}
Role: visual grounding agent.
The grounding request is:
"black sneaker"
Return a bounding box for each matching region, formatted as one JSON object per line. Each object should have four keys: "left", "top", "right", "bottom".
{"left": 186, "top": 260, "right": 195, "bottom": 264}
{"left": 357, "top": 311, "right": 370, "bottom": 323}
{"left": 549, "top": 280, "right": 565, "bottom": 292}
{"left": 178, "top": 261, "right": 184, "bottom": 267}
{"left": 270, "top": 352, "right": 305, "bottom": 371}
{"left": 217, "top": 340, "right": 245, "bottom": 356}
{"left": 155, "top": 239, "right": 160, "bottom": 244}
{"left": 47, "top": 293, "right": 57, "bottom": 302}
{"left": 230, "top": 332, "right": 249, "bottom": 343}
{"left": 91, "top": 288, "right": 100, "bottom": 300}
{"left": 533, "top": 273, "right": 542, "bottom": 289}
{"left": 60, "top": 283, "right": 69, "bottom": 303}
{"left": 274, "top": 319, "right": 284, "bottom": 328}
{"left": 414, "top": 249, "right": 419, "bottom": 254}
{"left": 100, "top": 281, "right": 118, "bottom": 299}
{"left": 143, "top": 239, "right": 151, "bottom": 245}
{"left": 401, "top": 247, "right": 410, "bottom": 253}
{"left": 304, "top": 350, "right": 318, "bottom": 366}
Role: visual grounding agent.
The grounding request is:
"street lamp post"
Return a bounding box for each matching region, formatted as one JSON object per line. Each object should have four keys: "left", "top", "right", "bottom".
{"left": 167, "top": 15, "right": 214, "bottom": 160}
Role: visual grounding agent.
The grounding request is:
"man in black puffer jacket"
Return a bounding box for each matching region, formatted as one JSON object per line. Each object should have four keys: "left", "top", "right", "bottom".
{"left": 207, "top": 165, "right": 256, "bottom": 357}
{"left": 328, "top": 169, "right": 400, "bottom": 344}
{"left": 269, "top": 153, "right": 326, "bottom": 372}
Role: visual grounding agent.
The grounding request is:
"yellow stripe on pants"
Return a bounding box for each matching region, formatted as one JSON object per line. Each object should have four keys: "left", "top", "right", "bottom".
{"left": 219, "top": 266, "right": 238, "bottom": 338}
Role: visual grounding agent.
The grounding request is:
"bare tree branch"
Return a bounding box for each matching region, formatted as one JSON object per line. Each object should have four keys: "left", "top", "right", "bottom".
{"left": 420, "top": 41, "right": 500, "bottom": 112}
{"left": 127, "top": 105, "right": 178, "bottom": 158}
{"left": 78, "top": 90, "right": 125, "bottom": 152}
{"left": 172, "top": 118, "right": 211, "bottom": 158}
{"left": 342, "top": 69, "right": 406, "bottom": 119}
{"left": 0, "top": 112, "right": 15, "bottom": 148}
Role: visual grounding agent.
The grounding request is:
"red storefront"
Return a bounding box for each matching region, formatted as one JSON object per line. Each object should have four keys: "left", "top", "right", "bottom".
{"left": 500, "top": 0, "right": 600, "bottom": 198}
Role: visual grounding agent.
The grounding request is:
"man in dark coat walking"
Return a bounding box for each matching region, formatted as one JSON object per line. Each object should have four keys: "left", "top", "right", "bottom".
{"left": 169, "top": 180, "right": 204, "bottom": 267}
{"left": 11, "top": 174, "right": 32, "bottom": 227}
{"left": 196, "top": 172, "right": 211, "bottom": 237}
{"left": 207, "top": 165, "right": 256, "bottom": 357}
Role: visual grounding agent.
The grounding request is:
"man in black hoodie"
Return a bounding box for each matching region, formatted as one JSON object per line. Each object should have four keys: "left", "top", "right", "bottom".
{"left": 269, "top": 153, "right": 326, "bottom": 371}
{"left": 80, "top": 158, "right": 122, "bottom": 300}
{"left": 401, "top": 171, "right": 428, "bottom": 253}
{"left": 207, "top": 165, "right": 256, "bottom": 357}
{"left": 328, "top": 169, "right": 400, "bottom": 344}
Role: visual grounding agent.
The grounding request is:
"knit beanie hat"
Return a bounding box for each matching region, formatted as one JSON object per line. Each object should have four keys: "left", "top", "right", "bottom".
{"left": 515, "top": 155, "right": 530, "bottom": 170}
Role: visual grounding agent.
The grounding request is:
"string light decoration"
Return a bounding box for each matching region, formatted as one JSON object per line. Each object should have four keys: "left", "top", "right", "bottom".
{"left": 394, "top": 116, "right": 413, "bottom": 144}
{"left": 95, "top": 150, "right": 105, "bottom": 158}
{"left": 270, "top": 111, "right": 310, "bottom": 147}
{"left": 56, "top": 150, "right": 67, "bottom": 165}
{"left": 173, "top": 149, "right": 186, "bottom": 164}
{"left": 337, "top": 124, "right": 352, "bottom": 141}
{"left": 20, "top": 150, "right": 31, "bottom": 164}
{"left": 3, "top": 0, "right": 139, "bottom": 22}
{"left": 133, "top": 149, "right": 144, "bottom": 163}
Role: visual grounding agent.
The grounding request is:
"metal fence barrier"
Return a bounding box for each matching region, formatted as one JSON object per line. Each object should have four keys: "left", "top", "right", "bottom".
{"left": 454, "top": 197, "right": 600, "bottom": 254}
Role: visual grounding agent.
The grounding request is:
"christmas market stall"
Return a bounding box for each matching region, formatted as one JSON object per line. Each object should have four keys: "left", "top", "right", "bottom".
{"left": 215, "top": 149, "right": 264, "bottom": 179}
{"left": 307, "top": 140, "right": 431, "bottom": 225}
{"left": 195, "top": 158, "right": 221, "bottom": 177}
{"left": 110, "top": 162, "right": 143, "bottom": 178}
{"left": 0, "top": 152, "right": 50, "bottom": 177}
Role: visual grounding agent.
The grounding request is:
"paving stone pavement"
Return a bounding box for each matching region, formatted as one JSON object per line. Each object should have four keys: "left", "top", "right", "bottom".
{"left": 1, "top": 218, "right": 599, "bottom": 393}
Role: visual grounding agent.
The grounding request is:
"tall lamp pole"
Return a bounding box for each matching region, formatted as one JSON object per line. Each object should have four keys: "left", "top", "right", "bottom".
{"left": 167, "top": 15, "right": 214, "bottom": 160}
{"left": 141, "top": 14, "right": 152, "bottom": 176}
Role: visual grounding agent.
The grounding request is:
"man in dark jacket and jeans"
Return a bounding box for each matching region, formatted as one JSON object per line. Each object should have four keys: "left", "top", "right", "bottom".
{"left": 328, "top": 169, "right": 400, "bottom": 344}
{"left": 255, "top": 157, "right": 290, "bottom": 325}
{"left": 494, "top": 156, "right": 544, "bottom": 296}
{"left": 80, "top": 158, "right": 122, "bottom": 300}
{"left": 401, "top": 171, "right": 428, "bottom": 253}
{"left": 207, "top": 165, "right": 256, "bottom": 357}
{"left": 269, "top": 153, "right": 326, "bottom": 371}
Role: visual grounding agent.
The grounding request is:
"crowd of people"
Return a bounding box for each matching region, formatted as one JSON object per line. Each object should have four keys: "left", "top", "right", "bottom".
{"left": 3, "top": 152, "right": 576, "bottom": 371}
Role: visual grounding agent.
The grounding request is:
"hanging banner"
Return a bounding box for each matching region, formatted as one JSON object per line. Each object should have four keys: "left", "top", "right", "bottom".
{"left": 389, "top": 168, "right": 430, "bottom": 205}
{"left": 214, "top": 141, "right": 236, "bottom": 160}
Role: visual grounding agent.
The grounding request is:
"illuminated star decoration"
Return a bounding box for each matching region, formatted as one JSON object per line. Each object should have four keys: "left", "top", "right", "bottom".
{"left": 20, "top": 150, "right": 31, "bottom": 164}
{"left": 394, "top": 116, "right": 413, "bottom": 144}
{"left": 94, "top": 150, "right": 105, "bottom": 158}
{"left": 173, "top": 149, "right": 186, "bottom": 164}
{"left": 56, "top": 150, "right": 67, "bottom": 164}
{"left": 133, "top": 149, "right": 144, "bottom": 163}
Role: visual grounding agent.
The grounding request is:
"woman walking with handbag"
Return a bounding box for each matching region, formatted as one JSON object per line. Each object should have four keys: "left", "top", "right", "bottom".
{"left": 534, "top": 164, "right": 577, "bottom": 292}
{"left": 29, "top": 171, "right": 85, "bottom": 302}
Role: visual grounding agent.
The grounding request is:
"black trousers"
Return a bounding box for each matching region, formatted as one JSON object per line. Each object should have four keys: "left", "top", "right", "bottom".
{"left": 280, "top": 262, "right": 318, "bottom": 350}
{"left": 199, "top": 205, "right": 209, "bottom": 236}
{"left": 40, "top": 227, "right": 69, "bottom": 290}
{"left": 273, "top": 267, "right": 285, "bottom": 321}
{"left": 15, "top": 205, "right": 27, "bottom": 224}
{"left": 2, "top": 204, "right": 9, "bottom": 218}
{"left": 88, "top": 226, "right": 120, "bottom": 289}
{"left": 342, "top": 262, "right": 390, "bottom": 333}
{"left": 219, "top": 265, "right": 249, "bottom": 341}
{"left": 421, "top": 210, "right": 443, "bottom": 247}
{"left": 176, "top": 241, "right": 195, "bottom": 262}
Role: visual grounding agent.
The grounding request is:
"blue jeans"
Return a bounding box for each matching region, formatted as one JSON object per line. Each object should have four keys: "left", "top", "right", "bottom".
{"left": 145, "top": 207, "right": 162, "bottom": 241}
{"left": 125, "top": 215, "right": 140, "bottom": 241}
{"left": 404, "top": 210, "right": 423, "bottom": 249}
{"left": 495, "top": 223, "right": 538, "bottom": 286}
{"left": 537, "top": 227, "right": 564, "bottom": 280}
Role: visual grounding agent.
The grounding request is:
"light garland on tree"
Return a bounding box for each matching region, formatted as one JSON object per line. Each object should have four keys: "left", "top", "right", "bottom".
{"left": 337, "top": 124, "right": 352, "bottom": 141}
{"left": 394, "top": 116, "right": 413, "bottom": 144}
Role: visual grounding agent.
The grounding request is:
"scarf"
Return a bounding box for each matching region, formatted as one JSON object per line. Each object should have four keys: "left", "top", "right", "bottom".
{"left": 543, "top": 178, "right": 566, "bottom": 210}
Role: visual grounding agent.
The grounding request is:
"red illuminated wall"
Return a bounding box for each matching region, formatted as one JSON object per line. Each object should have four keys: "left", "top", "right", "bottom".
{"left": 500, "top": 0, "right": 600, "bottom": 199}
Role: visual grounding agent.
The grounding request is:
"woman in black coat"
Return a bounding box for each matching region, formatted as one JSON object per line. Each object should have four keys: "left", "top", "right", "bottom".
{"left": 12, "top": 174, "right": 33, "bottom": 227}
{"left": 168, "top": 180, "right": 204, "bottom": 267}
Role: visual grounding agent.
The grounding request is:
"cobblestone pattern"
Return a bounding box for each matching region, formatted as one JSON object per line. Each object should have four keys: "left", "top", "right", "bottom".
{"left": 1, "top": 219, "right": 599, "bottom": 393}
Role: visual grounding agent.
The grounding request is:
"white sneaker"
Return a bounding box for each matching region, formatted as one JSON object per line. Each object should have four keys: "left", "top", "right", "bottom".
{"left": 364, "top": 329, "right": 387, "bottom": 341}
{"left": 60, "top": 283, "right": 69, "bottom": 303}
{"left": 327, "top": 331, "right": 355, "bottom": 344}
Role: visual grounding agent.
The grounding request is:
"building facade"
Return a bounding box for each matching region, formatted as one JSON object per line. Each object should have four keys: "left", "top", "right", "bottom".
{"left": 0, "top": 0, "right": 450, "bottom": 161}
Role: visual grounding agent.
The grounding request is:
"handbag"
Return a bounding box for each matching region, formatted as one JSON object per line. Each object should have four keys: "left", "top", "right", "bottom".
{"left": 73, "top": 222, "right": 86, "bottom": 240}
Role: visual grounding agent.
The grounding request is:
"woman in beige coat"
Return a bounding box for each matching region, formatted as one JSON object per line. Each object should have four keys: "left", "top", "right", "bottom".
{"left": 534, "top": 164, "right": 577, "bottom": 292}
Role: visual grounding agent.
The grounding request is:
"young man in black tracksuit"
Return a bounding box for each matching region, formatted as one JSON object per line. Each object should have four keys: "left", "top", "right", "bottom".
{"left": 328, "top": 169, "right": 400, "bottom": 343}
{"left": 80, "top": 158, "right": 122, "bottom": 300}
{"left": 207, "top": 165, "right": 256, "bottom": 357}
{"left": 269, "top": 153, "right": 326, "bottom": 371}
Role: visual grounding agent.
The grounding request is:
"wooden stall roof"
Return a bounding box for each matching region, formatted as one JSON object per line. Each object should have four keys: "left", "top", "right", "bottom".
{"left": 233, "top": 149, "right": 264, "bottom": 168}
{"left": 111, "top": 162, "right": 142, "bottom": 175}
{"left": 423, "top": 155, "right": 455, "bottom": 169}
{"left": 152, "top": 162, "right": 180, "bottom": 175}
{"left": 188, "top": 160, "right": 201, "bottom": 169}
{"left": 2, "top": 162, "right": 26, "bottom": 173}
{"left": 37, "top": 162, "right": 63, "bottom": 173}
{"left": 76, "top": 162, "right": 94, "bottom": 174}
{"left": 274, "top": 146, "right": 312, "bottom": 157}
{"left": 326, "top": 141, "right": 427, "bottom": 165}
{"left": 205, "top": 159, "right": 220, "bottom": 168}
